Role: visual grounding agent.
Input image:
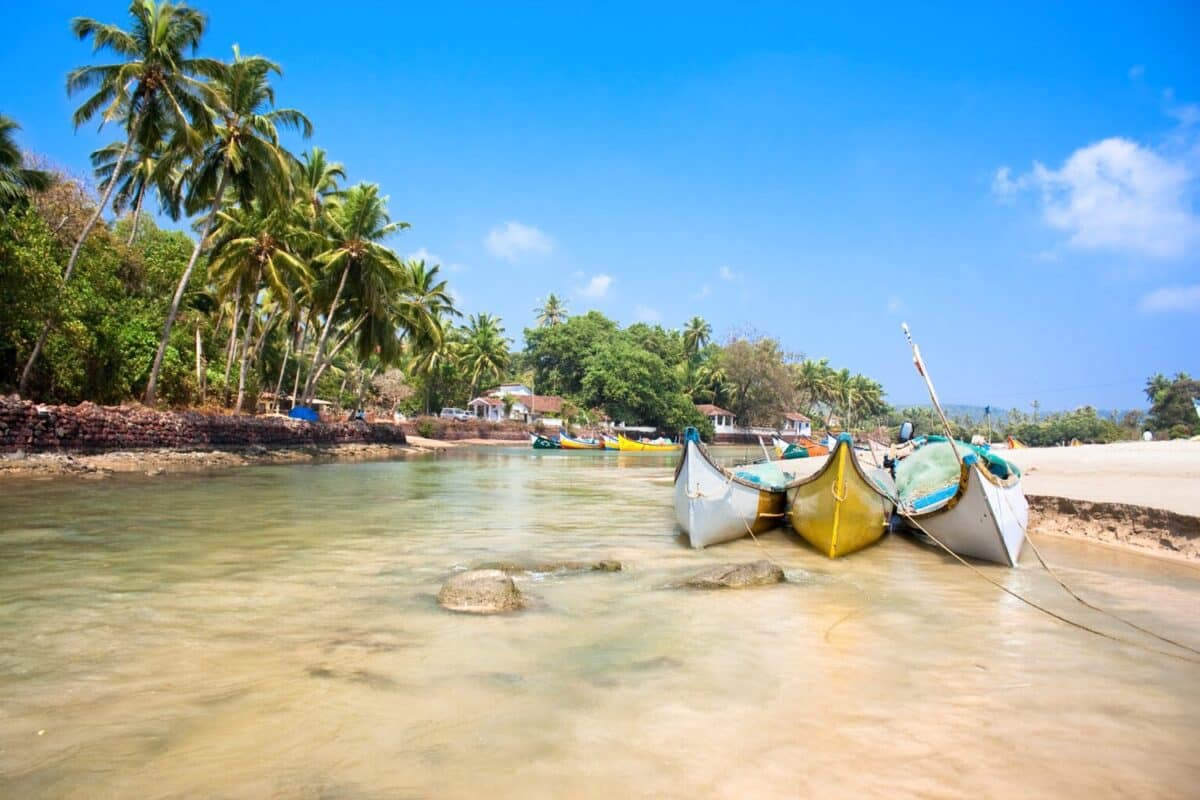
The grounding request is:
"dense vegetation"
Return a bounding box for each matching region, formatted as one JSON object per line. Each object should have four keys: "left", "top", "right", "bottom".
{"left": 3, "top": 2, "right": 1189, "bottom": 446}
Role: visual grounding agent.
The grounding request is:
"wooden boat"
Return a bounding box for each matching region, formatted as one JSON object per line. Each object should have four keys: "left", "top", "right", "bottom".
{"left": 602, "top": 435, "right": 620, "bottom": 450}
{"left": 771, "top": 435, "right": 829, "bottom": 459}
{"left": 786, "top": 433, "right": 895, "bottom": 558}
{"left": 674, "top": 429, "right": 795, "bottom": 548}
{"left": 618, "top": 434, "right": 681, "bottom": 452}
{"left": 530, "top": 433, "right": 560, "bottom": 449}
{"left": 895, "top": 440, "right": 1027, "bottom": 566}
{"left": 560, "top": 433, "right": 603, "bottom": 450}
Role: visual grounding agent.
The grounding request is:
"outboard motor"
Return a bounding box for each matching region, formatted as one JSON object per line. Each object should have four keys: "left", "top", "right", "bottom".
{"left": 884, "top": 420, "right": 914, "bottom": 478}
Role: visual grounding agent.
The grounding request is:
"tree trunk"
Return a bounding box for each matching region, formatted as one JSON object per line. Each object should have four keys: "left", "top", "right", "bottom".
{"left": 273, "top": 331, "right": 292, "bottom": 412}
{"left": 290, "top": 321, "right": 307, "bottom": 409}
{"left": 355, "top": 366, "right": 378, "bottom": 413}
{"left": 19, "top": 131, "right": 137, "bottom": 395}
{"left": 194, "top": 322, "right": 205, "bottom": 404}
{"left": 302, "top": 260, "right": 352, "bottom": 404}
{"left": 234, "top": 273, "right": 260, "bottom": 412}
{"left": 145, "top": 166, "right": 230, "bottom": 406}
{"left": 126, "top": 186, "right": 146, "bottom": 246}
{"left": 304, "top": 317, "right": 363, "bottom": 396}
{"left": 223, "top": 292, "right": 241, "bottom": 404}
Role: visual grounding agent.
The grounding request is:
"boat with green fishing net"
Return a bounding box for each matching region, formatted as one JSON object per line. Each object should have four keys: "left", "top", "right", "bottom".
{"left": 894, "top": 438, "right": 1027, "bottom": 566}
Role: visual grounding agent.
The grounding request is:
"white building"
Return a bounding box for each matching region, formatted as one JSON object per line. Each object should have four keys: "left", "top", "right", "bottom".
{"left": 781, "top": 412, "right": 812, "bottom": 437}
{"left": 468, "top": 384, "right": 565, "bottom": 424}
{"left": 695, "top": 403, "right": 738, "bottom": 435}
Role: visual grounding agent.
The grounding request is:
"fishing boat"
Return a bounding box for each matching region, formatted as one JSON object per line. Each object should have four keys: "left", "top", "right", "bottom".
{"left": 787, "top": 433, "right": 895, "bottom": 558}
{"left": 895, "top": 438, "right": 1027, "bottom": 566}
{"left": 602, "top": 434, "right": 620, "bottom": 450}
{"left": 674, "top": 428, "right": 796, "bottom": 548}
{"left": 771, "top": 435, "right": 830, "bottom": 459}
{"left": 530, "top": 433, "right": 561, "bottom": 449}
{"left": 618, "top": 434, "right": 681, "bottom": 452}
{"left": 560, "top": 432, "right": 603, "bottom": 450}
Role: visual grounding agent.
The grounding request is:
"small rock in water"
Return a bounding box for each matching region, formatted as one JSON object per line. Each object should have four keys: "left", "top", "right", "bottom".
{"left": 679, "top": 560, "right": 785, "bottom": 589}
{"left": 437, "top": 569, "right": 524, "bottom": 614}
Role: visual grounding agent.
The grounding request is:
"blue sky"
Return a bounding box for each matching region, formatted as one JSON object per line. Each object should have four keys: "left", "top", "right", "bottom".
{"left": 4, "top": 2, "right": 1198, "bottom": 410}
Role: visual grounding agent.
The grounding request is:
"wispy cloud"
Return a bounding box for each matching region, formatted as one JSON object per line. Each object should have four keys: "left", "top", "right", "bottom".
{"left": 993, "top": 124, "right": 1200, "bottom": 259}
{"left": 1137, "top": 284, "right": 1200, "bottom": 313}
{"left": 634, "top": 305, "right": 661, "bottom": 322}
{"left": 1129, "top": 64, "right": 1145, "bottom": 80}
{"left": 578, "top": 273, "right": 613, "bottom": 299}
{"left": 484, "top": 221, "right": 554, "bottom": 262}
{"left": 407, "top": 247, "right": 465, "bottom": 273}
{"left": 719, "top": 265, "right": 737, "bottom": 281}
{"left": 886, "top": 296, "right": 904, "bottom": 314}
{"left": 691, "top": 283, "right": 712, "bottom": 300}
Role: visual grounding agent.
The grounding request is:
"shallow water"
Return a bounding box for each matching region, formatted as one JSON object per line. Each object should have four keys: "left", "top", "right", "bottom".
{"left": 1, "top": 446, "right": 1198, "bottom": 799}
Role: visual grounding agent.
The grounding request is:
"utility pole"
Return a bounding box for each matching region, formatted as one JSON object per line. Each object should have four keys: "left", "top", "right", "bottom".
{"left": 1032, "top": 399, "right": 1040, "bottom": 424}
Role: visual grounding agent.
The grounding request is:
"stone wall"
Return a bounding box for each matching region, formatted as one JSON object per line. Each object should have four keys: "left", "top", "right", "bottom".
{"left": 0, "top": 397, "right": 406, "bottom": 453}
{"left": 398, "top": 417, "right": 529, "bottom": 441}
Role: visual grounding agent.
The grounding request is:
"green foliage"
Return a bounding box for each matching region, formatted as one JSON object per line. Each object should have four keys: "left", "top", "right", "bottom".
{"left": 718, "top": 336, "right": 796, "bottom": 427}
{"left": 524, "top": 311, "right": 618, "bottom": 396}
{"left": 416, "top": 419, "right": 436, "bottom": 438}
{"left": 1146, "top": 373, "right": 1198, "bottom": 436}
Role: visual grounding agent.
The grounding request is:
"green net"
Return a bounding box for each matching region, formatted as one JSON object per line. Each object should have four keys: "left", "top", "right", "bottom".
{"left": 896, "top": 440, "right": 1020, "bottom": 507}
{"left": 735, "top": 462, "right": 791, "bottom": 492}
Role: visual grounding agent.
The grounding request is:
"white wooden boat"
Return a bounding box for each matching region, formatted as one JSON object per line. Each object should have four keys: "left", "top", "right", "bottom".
{"left": 673, "top": 429, "right": 793, "bottom": 548}
{"left": 897, "top": 445, "right": 1027, "bottom": 566}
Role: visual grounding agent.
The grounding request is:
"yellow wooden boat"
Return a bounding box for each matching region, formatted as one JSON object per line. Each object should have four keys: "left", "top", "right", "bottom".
{"left": 560, "top": 433, "right": 603, "bottom": 450}
{"left": 617, "top": 434, "right": 681, "bottom": 452}
{"left": 787, "top": 433, "right": 896, "bottom": 558}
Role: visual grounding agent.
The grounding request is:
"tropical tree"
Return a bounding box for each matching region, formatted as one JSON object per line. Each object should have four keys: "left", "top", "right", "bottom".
{"left": 0, "top": 115, "right": 52, "bottom": 208}
{"left": 90, "top": 138, "right": 180, "bottom": 243}
{"left": 145, "top": 47, "right": 312, "bottom": 405}
{"left": 207, "top": 201, "right": 311, "bottom": 411}
{"left": 534, "top": 293, "right": 568, "bottom": 327}
{"left": 22, "top": 0, "right": 217, "bottom": 394}
{"left": 793, "top": 357, "right": 833, "bottom": 416}
{"left": 682, "top": 315, "right": 711, "bottom": 359}
{"left": 460, "top": 313, "right": 510, "bottom": 399}
{"left": 302, "top": 182, "right": 406, "bottom": 403}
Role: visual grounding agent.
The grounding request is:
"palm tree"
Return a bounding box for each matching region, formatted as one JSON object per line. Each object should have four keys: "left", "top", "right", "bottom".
{"left": 460, "top": 313, "right": 510, "bottom": 399}
{"left": 208, "top": 201, "right": 312, "bottom": 412}
{"left": 90, "top": 138, "right": 180, "bottom": 244}
{"left": 0, "top": 114, "right": 51, "bottom": 207}
{"left": 534, "top": 293, "right": 568, "bottom": 327}
{"left": 145, "top": 47, "right": 311, "bottom": 405}
{"left": 794, "top": 357, "right": 833, "bottom": 416}
{"left": 22, "top": 0, "right": 217, "bottom": 394}
{"left": 682, "top": 316, "right": 711, "bottom": 359}
{"left": 294, "top": 146, "right": 345, "bottom": 226}
{"left": 302, "top": 183, "right": 406, "bottom": 404}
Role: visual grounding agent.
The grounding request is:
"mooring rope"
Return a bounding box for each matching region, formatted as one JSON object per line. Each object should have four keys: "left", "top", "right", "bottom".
{"left": 898, "top": 509, "right": 1200, "bottom": 664}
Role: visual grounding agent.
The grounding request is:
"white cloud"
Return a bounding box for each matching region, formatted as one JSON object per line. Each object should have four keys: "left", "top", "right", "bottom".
{"left": 407, "top": 247, "right": 465, "bottom": 272}
{"left": 886, "top": 296, "right": 904, "bottom": 314}
{"left": 484, "top": 221, "right": 554, "bottom": 262}
{"left": 634, "top": 305, "right": 661, "bottom": 322}
{"left": 994, "top": 136, "right": 1200, "bottom": 259}
{"left": 1137, "top": 284, "right": 1200, "bottom": 313}
{"left": 1129, "top": 64, "right": 1145, "bottom": 80}
{"left": 691, "top": 283, "right": 712, "bottom": 300}
{"left": 578, "top": 273, "right": 613, "bottom": 298}
{"left": 719, "top": 265, "right": 737, "bottom": 281}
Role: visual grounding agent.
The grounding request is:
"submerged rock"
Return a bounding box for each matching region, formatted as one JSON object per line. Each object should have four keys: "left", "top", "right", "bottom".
{"left": 437, "top": 569, "right": 524, "bottom": 614}
{"left": 678, "top": 560, "right": 785, "bottom": 589}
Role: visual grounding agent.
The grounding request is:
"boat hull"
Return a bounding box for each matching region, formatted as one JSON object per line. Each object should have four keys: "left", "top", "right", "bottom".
{"left": 673, "top": 440, "right": 786, "bottom": 548}
{"left": 904, "top": 459, "right": 1028, "bottom": 566}
{"left": 560, "top": 435, "right": 602, "bottom": 450}
{"left": 619, "top": 434, "right": 681, "bottom": 452}
{"left": 602, "top": 436, "right": 620, "bottom": 450}
{"left": 530, "top": 434, "right": 560, "bottom": 449}
{"left": 787, "top": 436, "right": 895, "bottom": 557}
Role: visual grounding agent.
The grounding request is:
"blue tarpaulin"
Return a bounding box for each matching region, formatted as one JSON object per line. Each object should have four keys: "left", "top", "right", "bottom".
{"left": 288, "top": 406, "right": 320, "bottom": 422}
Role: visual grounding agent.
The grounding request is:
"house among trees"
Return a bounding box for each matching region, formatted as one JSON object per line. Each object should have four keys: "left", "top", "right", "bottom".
{"left": 695, "top": 403, "right": 737, "bottom": 435}
{"left": 781, "top": 412, "right": 812, "bottom": 438}
{"left": 469, "top": 383, "right": 565, "bottom": 425}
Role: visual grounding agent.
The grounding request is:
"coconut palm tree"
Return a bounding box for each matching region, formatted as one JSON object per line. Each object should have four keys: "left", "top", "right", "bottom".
{"left": 294, "top": 146, "right": 345, "bottom": 226}
{"left": 90, "top": 138, "right": 181, "bottom": 243}
{"left": 22, "top": 0, "right": 217, "bottom": 394}
{"left": 208, "top": 201, "right": 312, "bottom": 412}
{"left": 0, "top": 114, "right": 51, "bottom": 207}
{"left": 460, "top": 313, "right": 510, "bottom": 399}
{"left": 794, "top": 357, "right": 833, "bottom": 417}
{"left": 145, "top": 47, "right": 311, "bottom": 405}
{"left": 534, "top": 293, "right": 568, "bottom": 327}
{"left": 682, "top": 315, "right": 711, "bottom": 359}
{"left": 302, "top": 182, "right": 406, "bottom": 403}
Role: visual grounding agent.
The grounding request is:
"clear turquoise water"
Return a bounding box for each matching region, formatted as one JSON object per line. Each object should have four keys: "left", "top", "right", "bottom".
{"left": 1, "top": 446, "right": 1197, "bottom": 798}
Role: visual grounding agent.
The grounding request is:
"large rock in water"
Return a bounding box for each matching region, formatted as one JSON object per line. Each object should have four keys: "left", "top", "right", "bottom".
{"left": 680, "top": 560, "right": 785, "bottom": 589}
{"left": 437, "top": 569, "right": 524, "bottom": 614}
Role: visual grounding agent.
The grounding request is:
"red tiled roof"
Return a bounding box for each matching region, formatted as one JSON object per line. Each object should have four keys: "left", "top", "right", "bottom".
{"left": 784, "top": 412, "right": 810, "bottom": 422}
{"left": 526, "top": 395, "right": 563, "bottom": 413}
{"left": 469, "top": 397, "right": 503, "bottom": 406}
{"left": 695, "top": 403, "right": 734, "bottom": 417}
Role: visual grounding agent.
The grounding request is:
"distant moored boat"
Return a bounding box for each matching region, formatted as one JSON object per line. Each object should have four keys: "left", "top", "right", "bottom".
{"left": 530, "top": 433, "right": 561, "bottom": 449}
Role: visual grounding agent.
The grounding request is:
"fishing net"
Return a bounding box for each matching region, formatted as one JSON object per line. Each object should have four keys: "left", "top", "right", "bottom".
{"left": 734, "top": 462, "right": 791, "bottom": 492}
{"left": 895, "top": 440, "right": 1020, "bottom": 505}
